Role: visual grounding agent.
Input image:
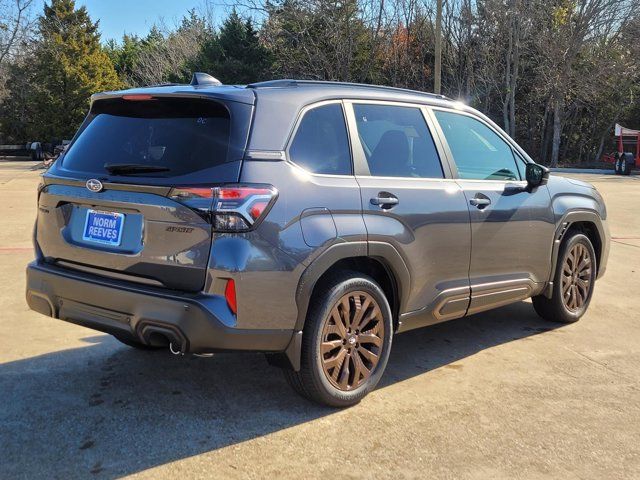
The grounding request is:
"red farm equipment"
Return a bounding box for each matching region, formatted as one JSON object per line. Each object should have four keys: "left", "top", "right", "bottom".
{"left": 602, "top": 124, "right": 640, "bottom": 175}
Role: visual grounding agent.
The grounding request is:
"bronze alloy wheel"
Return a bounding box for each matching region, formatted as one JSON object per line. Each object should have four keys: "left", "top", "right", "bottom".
{"left": 320, "top": 291, "right": 385, "bottom": 391}
{"left": 561, "top": 242, "right": 592, "bottom": 312}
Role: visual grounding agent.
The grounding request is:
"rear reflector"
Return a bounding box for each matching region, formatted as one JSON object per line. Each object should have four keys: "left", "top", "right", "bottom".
{"left": 225, "top": 279, "right": 237, "bottom": 315}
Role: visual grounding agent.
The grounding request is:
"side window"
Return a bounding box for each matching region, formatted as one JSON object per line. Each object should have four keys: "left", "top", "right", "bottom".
{"left": 352, "top": 104, "right": 444, "bottom": 178}
{"left": 434, "top": 110, "right": 521, "bottom": 181}
{"left": 289, "top": 103, "right": 352, "bottom": 175}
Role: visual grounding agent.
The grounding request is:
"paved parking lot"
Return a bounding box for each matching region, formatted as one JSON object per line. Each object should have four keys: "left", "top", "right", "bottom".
{"left": 1, "top": 163, "right": 638, "bottom": 479}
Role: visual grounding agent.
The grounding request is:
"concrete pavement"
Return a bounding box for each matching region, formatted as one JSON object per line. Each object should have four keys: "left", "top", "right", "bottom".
{"left": 1, "top": 162, "right": 639, "bottom": 479}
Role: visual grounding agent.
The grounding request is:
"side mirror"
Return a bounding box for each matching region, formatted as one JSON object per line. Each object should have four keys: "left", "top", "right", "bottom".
{"left": 526, "top": 163, "right": 549, "bottom": 190}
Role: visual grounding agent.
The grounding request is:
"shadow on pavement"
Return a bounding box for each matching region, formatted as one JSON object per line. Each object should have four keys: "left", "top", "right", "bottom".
{"left": 1, "top": 301, "right": 561, "bottom": 478}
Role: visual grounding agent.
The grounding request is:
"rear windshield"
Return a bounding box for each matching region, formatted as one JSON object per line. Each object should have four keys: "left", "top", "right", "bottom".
{"left": 62, "top": 97, "right": 231, "bottom": 178}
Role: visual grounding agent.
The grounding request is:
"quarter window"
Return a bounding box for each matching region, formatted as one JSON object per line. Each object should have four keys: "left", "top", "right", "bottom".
{"left": 289, "top": 103, "right": 352, "bottom": 175}
{"left": 434, "top": 110, "right": 521, "bottom": 181}
{"left": 353, "top": 104, "right": 444, "bottom": 178}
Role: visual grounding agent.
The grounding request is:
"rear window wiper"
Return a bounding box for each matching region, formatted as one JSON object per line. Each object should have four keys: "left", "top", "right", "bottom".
{"left": 104, "top": 163, "right": 171, "bottom": 175}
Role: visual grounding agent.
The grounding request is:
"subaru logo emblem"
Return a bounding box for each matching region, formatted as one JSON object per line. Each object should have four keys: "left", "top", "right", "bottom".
{"left": 86, "top": 179, "right": 103, "bottom": 192}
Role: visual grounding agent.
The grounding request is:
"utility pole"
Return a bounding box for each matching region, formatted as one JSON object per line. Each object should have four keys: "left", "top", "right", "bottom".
{"left": 434, "top": 0, "right": 443, "bottom": 94}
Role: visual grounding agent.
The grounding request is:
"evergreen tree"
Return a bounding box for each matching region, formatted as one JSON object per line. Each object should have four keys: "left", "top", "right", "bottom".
{"left": 190, "top": 11, "right": 272, "bottom": 84}
{"left": 105, "top": 34, "right": 144, "bottom": 82}
{"left": 4, "top": 0, "right": 122, "bottom": 141}
{"left": 106, "top": 26, "right": 170, "bottom": 87}
{"left": 1, "top": 59, "right": 38, "bottom": 142}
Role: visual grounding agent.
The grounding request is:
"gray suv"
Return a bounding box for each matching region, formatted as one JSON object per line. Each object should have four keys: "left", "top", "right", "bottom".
{"left": 26, "top": 75, "right": 610, "bottom": 407}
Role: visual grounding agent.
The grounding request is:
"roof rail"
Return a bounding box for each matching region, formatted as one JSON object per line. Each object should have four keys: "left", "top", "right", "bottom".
{"left": 246, "top": 79, "right": 449, "bottom": 100}
{"left": 247, "top": 79, "right": 298, "bottom": 88}
{"left": 140, "top": 82, "right": 182, "bottom": 88}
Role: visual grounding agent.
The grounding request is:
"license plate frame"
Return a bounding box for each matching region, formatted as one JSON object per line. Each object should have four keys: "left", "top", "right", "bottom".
{"left": 82, "top": 209, "right": 125, "bottom": 246}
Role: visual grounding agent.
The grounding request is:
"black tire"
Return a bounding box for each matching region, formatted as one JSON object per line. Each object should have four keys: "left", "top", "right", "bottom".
{"left": 532, "top": 233, "right": 597, "bottom": 323}
{"left": 621, "top": 159, "right": 631, "bottom": 176}
{"left": 614, "top": 158, "right": 621, "bottom": 174}
{"left": 284, "top": 271, "right": 393, "bottom": 407}
{"left": 113, "top": 335, "right": 162, "bottom": 350}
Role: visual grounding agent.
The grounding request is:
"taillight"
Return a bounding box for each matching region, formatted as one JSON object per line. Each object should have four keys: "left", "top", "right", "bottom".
{"left": 213, "top": 185, "right": 277, "bottom": 231}
{"left": 225, "top": 279, "right": 237, "bottom": 315}
{"left": 168, "top": 184, "right": 277, "bottom": 231}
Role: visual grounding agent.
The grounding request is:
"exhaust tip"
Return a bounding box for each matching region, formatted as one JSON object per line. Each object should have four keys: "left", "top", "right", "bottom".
{"left": 138, "top": 322, "right": 188, "bottom": 354}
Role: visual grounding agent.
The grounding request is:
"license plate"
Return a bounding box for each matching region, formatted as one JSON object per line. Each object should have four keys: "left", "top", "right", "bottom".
{"left": 82, "top": 210, "right": 125, "bottom": 246}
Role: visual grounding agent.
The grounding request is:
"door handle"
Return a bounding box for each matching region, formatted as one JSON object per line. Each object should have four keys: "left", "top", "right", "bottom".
{"left": 469, "top": 196, "right": 491, "bottom": 209}
{"left": 370, "top": 194, "right": 399, "bottom": 208}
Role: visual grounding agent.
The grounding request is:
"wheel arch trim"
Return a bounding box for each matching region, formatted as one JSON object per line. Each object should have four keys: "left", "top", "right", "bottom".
{"left": 294, "top": 241, "right": 410, "bottom": 331}
{"left": 547, "top": 209, "right": 607, "bottom": 294}
{"left": 281, "top": 241, "right": 410, "bottom": 371}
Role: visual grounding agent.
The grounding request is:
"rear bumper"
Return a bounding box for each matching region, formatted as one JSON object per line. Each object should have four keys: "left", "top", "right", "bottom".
{"left": 25, "top": 261, "right": 293, "bottom": 354}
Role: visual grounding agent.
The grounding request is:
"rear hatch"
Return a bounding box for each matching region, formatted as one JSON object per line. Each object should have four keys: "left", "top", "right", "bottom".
{"left": 36, "top": 93, "right": 253, "bottom": 291}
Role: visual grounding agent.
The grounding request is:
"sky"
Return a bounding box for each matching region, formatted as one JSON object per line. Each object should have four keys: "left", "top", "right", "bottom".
{"left": 35, "top": 0, "right": 219, "bottom": 42}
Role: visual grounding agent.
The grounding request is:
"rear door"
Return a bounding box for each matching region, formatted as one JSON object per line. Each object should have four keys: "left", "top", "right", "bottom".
{"left": 429, "top": 108, "right": 555, "bottom": 314}
{"left": 36, "top": 95, "right": 252, "bottom": 291}
{"left": 345, "top": 101, "right": 472, "bottom": 329}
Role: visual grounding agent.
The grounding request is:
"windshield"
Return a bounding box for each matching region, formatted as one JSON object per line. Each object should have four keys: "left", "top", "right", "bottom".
{"left": 62, "top": 97, "right": 231, "bottom": 178}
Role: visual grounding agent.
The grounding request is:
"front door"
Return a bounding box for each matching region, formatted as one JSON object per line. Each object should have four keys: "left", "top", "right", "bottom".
{"left": 430, "top": 108, "right": 555, "bottom": 315}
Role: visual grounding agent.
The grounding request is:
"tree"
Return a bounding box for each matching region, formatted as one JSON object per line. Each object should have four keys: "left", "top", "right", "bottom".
{"left": 108, "top": 27, "right": 168, "bottom": 87}
{"left": 131, "top": 11, "right": 210, "bottom": 86}
{"left": 0, "top": 0, "right": 35, "bottom": 116}
{"left": 2, "top": 0, "right": 640, "bottom": 162}
{"left": 0, "top": 0, "right": 35, "bottom": 68}
{"left": 535, "top": 0, "right": 636, "bottom": 166}
{"left": 434, "top": 0, "right": 442, "bottom": 94}
{"left": 262, "top": 0, "right": 373, "bottom": 81}
{"left": 0, "top": 56, "right": 36, "bottom": 141}
{"left": 105, "top": 34, "right": 144, "bottom": 85}
{"left": 2, "top": 0, "right": 121, "bottom": 141}
{"left": 187, "top": 10, "right": 272, "bottom": 84}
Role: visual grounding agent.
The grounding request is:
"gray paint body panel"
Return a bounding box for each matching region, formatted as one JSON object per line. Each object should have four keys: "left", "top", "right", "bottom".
{"left": 37, "top": 184, "right": 213, "bottom": 291}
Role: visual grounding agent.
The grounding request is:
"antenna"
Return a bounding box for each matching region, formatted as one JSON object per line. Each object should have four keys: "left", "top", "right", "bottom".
{"left": 190, "top": 72, "right": 222, "bottom": 86}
